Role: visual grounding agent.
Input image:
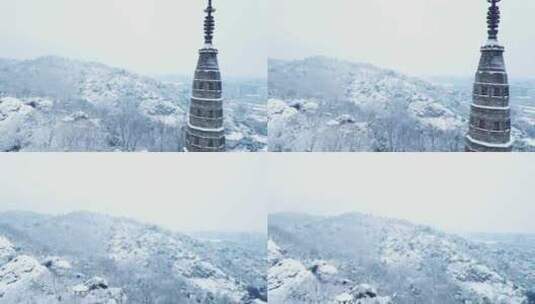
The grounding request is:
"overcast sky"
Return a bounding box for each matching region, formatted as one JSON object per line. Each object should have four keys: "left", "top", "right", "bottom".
{"left": 267, "top": 154, "right": 535, "bottom": 234}
{"left": 270, "top": 0, "right": 535, "bottom": 78}
{"left": 0, "top": 0, "right": 267, "bottom": 78}
{"left": 0, "top": 154, "right": 267, "bottom": 233}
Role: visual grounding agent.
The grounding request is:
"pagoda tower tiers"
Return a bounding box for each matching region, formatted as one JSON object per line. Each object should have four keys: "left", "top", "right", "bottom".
{"left": 466, "top": 0, "right": 512, "bottom": 152}
{"left": 186, "top": 0, "right": 225, "bottom": 152}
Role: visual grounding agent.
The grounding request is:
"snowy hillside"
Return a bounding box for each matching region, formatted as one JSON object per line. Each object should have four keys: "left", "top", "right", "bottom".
{"left": 0, "top": 56, "right": 266, "bottom": 152}
{"left": 269, "top": 213, "right": 533, "bottom": 304}
{"left": 0, "top": 211, "right": 267, "bottom": 304}
{"left": 0, "top": 235, "right": 127, "bottom": 303}
{"left": 268, "top": 56, "right": 535, "bottom": 152}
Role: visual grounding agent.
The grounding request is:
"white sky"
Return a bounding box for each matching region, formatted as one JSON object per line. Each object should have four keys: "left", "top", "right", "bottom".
{"left": 0, "top": 0, "right": 267, "bottom": 78}
{"left": 0, "top": 154, "right": 267, "bottom": 233}
{"left": 269, "top": 0, "right": 535, "bottom": 78}
{"left": 267, "top": 154, "right": 535, "bottom": 234}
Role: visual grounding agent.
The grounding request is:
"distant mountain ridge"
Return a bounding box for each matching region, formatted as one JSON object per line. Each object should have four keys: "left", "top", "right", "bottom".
{"left": 0, "top": 56, "right": 187, "bottom": 106}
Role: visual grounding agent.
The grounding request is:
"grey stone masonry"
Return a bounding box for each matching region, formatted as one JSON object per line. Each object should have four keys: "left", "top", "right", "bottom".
{"left": 466, "top": 0, "right": 512, "bottom": 152}
{"left": 186, "top": 0, "right": 225, "bottom": 152}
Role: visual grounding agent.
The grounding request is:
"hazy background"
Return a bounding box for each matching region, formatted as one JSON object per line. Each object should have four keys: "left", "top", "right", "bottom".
{"left": 267, "top": 154, "right": 535, "bottom": 234}
{"left": 269, "top": 0, "right": 535, "bottom": 78}
{"left": 1, "top": 154, "right": 534, "bottom": 234}
{"left": 0, "top": 154, "right": 267, "bottom": 233}
{"left": 0, "top": 0, "right": 267, "bottom": 78}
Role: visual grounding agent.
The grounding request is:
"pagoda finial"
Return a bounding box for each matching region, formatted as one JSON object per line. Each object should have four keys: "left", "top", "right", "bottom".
{"left": 204, "top": 0, "right": 216, "bottom": 45}
{"left": 487, "top": 0, "right": 501, "bottom": 41}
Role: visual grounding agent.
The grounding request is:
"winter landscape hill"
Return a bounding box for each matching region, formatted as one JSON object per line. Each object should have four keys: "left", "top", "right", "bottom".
{"left": 0, "top": 211, "right": 267, "bottom": 304}
{"left": 268, "top": 213, "right": 535, "bottom": 304}
{"left": 0, "top": 56, "right": 267, "bottom": 152}
{"left": 268, "top": 56, "right": 535, "bottom": 152}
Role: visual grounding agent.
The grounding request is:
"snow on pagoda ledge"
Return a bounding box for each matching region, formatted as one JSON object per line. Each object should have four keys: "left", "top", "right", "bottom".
{"left": 482, "top": 39, "right": 503, "bottom": 48}
{"left": 202, "top": 43, "right": 217, "bottom": 50}
{"left": 187, "top": 121, "right": 224, "bottom": 133}
{"left": 466, "top": 135, "right": 514, "bottom": 148}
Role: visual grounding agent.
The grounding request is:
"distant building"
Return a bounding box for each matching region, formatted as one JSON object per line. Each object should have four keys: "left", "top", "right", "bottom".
{"left": 186, "top": 0, "right": 225, "bottom": 152}
{"left": 466, "top": 0, "right": 512, "bottom": 152}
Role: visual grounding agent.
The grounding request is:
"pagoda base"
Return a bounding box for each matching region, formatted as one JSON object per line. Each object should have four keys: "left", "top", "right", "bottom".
{"left": 465, "top": 135, "right": 513, "bottom": 152}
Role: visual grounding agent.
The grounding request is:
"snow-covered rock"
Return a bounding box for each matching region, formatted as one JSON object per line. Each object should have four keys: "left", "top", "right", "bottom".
{"left": 75, "top": 287, "right": 127, "bottom": 304}
{"left": 0, "top": 255, "right": 52, "bottom": 300}
{"left": 334, "top": 284, "right": 392, "bottom": 304}
{"left": 331, "top": 114, "right": 356, "bottom": 126}
{"left": 84, "top": 276, "right": 109, "bottom": 290}
{"left": 268, "top": 258, "right": 317, "bottom": 303}
{"left": 0, "top": 237, "right": 16, "bottom": 266}
{"left": 71, "top": 277, "right": 126, "bottom": 304}
{"left": 268, "top": 239, "right": 284, "bottom": 265}
{"left": 42, "top": 256, "right": 72, "bottom": 276}
{"left": 62, "top": 111, "right": 90, "bottom": 122}
{"left": 0, "top": 97, "right": 38, "bottom": 151}
{"left": 268, "top": 99, "right": 299, "bottom": 120}
{"left": 309, "top": 260, "right": 338, "bottom": 280}
{"left": 288, "top": 100, "right": 319, "bottom": 113}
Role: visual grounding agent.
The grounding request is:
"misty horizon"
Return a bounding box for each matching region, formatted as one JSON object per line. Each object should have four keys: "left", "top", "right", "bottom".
{"left": 269, "top": 211, "right": 535, "bottom": 236}
{"left": 268, "top": 55, "right": 535, "bottom": 81}
{"left": 0, "top": 54, "right": 267, "bottom": 81}
{"left": 0, "top": 209, "right": 265, "bottom": 235}
{"left": 0, "top": 154, "right": 267, "bottom": 233}
{"left": 266, "top": 154, "right": 535, "bottom": 234}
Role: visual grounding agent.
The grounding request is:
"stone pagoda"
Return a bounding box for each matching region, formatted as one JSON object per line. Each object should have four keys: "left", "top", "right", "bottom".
{"left": 466, "top": 0, "right": 512, "bottom": 152}
{"left": 186, "top": 0, "right": 225, "bottom": 152}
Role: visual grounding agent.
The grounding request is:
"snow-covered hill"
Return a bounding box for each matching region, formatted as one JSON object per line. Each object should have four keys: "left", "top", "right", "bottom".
{"left": 268, "top": 56, "right": 535, "bottom": 151}
{"left": 0, "top": 211, "right": 267, "bottom": 304}
{"left": 0, "top": 56, "right": 266, "bottom": 152}
{"left": 269, "top": 213, "right": 533, "bottom": 304}
{"left": 268, "top": 237, "right": 392, "bottom": 304}
{"left": 0, "top": 235, "right": 127, "bottom": 303}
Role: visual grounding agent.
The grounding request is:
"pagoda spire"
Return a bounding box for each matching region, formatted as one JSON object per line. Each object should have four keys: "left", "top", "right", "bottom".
{"left": 487, "top": 0, "right": 501, "bottom": 41}
{"left": 185, "top": 0, "right": 225, "bottom": 152}
{"left": 465, "top": 0, "right": 512, "bottom": 152}
{"left": 204, "top": 0, "right": 216, "bottom": 45}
